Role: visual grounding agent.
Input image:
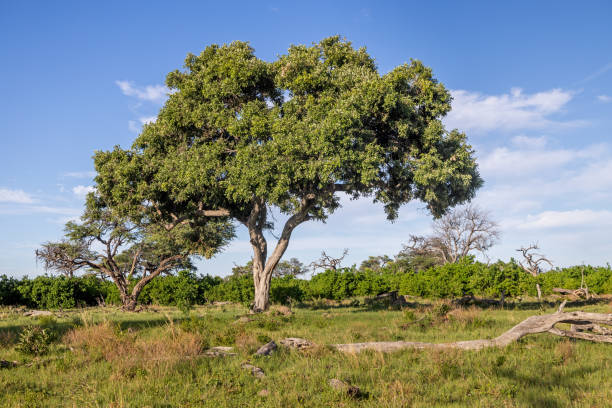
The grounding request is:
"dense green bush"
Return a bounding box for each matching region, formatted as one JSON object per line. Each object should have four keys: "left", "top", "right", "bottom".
{"left": 17, "top": 275, "right": 107, "bottom": 309}
{"left": 104, "top": 272, "right": 223, "bottom": 307}
{"left": 0, "top": 274, "right": 24, "bottom": 305}
{"left": 302, "top": 259, "right": 612, "bottom": 301}
{"left": 2, "top": 261, "right": 611, "bottom": 308}
{"left": 205, "top": 274, "right": 254, "bottom": 304}
{"left": 270, "top": 276, "right": 305, "bottom": 304}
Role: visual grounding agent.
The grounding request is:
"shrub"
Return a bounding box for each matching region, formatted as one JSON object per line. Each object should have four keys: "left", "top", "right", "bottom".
{"left": 16, "top": 326, "right": 52, "bottom": 355}
{"left": 270, "top": 276, "right": 305, "bottom": 304}
{"left": 205, "top": 274, "right": 254, "bottom": 304}
{"left": 0, "top": 274, "right": 24, "bottom": 305}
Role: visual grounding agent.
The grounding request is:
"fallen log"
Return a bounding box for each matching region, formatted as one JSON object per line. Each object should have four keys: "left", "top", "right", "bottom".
{"left": 333, "top": 308, "right": 612, "bottom": 353}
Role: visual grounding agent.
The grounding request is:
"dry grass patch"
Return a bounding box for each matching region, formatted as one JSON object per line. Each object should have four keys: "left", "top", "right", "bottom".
{"left": 65, "top": 322, "right": 205, "bottom": 369}
{"left": 235, "top": 331, "right": 260, "bottom": 354}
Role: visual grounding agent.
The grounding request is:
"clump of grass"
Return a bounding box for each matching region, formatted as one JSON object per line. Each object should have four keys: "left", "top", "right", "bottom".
{"left": 448, "top": 307, "right": 496, "bottom": 330}
{"left": 554, "top": 340, "right": 575, "bottom": 364}
{"left": 235, "top": 332, "right": 260, "bottom": 354}
{"left": 65, "top": 320, "right": 206, "bottom": 377}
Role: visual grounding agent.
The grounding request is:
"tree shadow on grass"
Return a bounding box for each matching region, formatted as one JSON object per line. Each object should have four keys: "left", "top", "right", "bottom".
{"left": 467, "top": 296, "right": 610, "bottom": 311}
{"left": 494, "top": 364, "right": 598, "bottom": 407}
{"left": 0, "top": 317, "right": 176, "bottom": 346}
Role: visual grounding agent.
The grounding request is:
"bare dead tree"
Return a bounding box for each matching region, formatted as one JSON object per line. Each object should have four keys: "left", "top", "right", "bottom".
{"left": 404, "top": 205, "right": 500, "bottom": 266}
{"left": 310, "top": 249, "right": 349, "bottom": 272}
{"left": 516, "top": 243, "right": 553, "bottom": 301}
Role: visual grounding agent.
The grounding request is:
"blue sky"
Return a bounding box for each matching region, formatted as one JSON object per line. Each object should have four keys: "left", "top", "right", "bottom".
{"left": 1, "top": 1, "right": 611, "bottom": 277}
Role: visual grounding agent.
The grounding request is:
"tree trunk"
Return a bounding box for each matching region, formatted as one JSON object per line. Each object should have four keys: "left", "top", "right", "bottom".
{"left": 253, "top": 273, "right": 272, "bottom": 312}
{"left": 111, "top": 274, "right": 136, "bottom": 311}
{"left": 248, "top": 200, "right": 311, "bottom": 312}
{"left": 122, "top": 295, "right": 138, "bottom": 311}
{"left": 536, "top": 283, "right": 542, "bottom": 300}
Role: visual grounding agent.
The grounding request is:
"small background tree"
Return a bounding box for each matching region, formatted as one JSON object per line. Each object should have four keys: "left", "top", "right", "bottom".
{"left": 310, "top": 249, "right": 349, "bottom": 272}
{"left": 516, "top": 243, "right": 553, "bottom": 300}
{"left": 36, "top": 194, "right": 234, "bottom": 310}
{"left": 403, "top": 205, "right": 500, "bottom": 268}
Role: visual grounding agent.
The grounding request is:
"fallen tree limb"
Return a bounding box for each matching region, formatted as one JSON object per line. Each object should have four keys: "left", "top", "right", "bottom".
{"left": 332, "top": 310, "right": 612, "bottom": 353}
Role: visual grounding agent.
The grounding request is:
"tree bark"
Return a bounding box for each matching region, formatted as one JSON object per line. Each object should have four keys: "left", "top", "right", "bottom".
{"left": 122, "top": 294, "right": 138, "bottom": 311}
{"left": 332, "top": 310, "right": 612, "bottom": 353}
{"left": 249, "top": 199, "right": 312, "bottom": 312}
{"left": 536, "top": 283, "right": 542, "bottom": 301}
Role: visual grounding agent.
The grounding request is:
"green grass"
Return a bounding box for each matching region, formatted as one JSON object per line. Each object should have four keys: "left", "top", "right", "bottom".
{"left": 1, "top": 299, "right": 611, "bottom": 407}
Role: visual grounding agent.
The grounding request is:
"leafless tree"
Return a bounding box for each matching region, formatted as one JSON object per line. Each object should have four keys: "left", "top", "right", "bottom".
{"left": 516, "top": 243, "right": 553, "bottom": 300}
{"left": 310, "top": 249, "right": 349, "bottom": 272}
{"left": 404, "top": 205, "right": 500, "bottom": 266}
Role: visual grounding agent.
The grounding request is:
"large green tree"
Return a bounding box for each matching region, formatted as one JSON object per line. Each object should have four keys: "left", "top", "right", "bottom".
{"left": 95, "top": 36, "right": 482, "bottom": 311}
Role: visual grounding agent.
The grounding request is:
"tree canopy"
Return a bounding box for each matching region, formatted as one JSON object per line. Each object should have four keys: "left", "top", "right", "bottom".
{"left": 94, "top": 36, "right": 482, "bottom": 310}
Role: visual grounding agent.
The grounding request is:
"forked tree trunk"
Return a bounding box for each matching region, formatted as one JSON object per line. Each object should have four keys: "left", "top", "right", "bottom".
{"left": 248, "top": 200, "right": 311, "bottom": 312}
{"left": 112, "top": 256, "right": 181, "bottom": 311}
{"left": 250, "top": 235, "right": 290, "bottom": 312}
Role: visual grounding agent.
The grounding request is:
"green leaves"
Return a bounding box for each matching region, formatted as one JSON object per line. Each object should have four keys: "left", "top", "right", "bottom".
{"left": 95, "top": 36, "right": 481, "bottom": 242}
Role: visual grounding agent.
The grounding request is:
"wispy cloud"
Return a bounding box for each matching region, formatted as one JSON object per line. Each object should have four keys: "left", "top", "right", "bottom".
{"left": 445, "top": 88, "right": 580, "bottom": 133}
{"left": 0, "top": 188, "right": 35, "bottom": 204}
{"left": 575, "top": 62, "right": 612, "bottom": 85}
{"left": 128, "top": 116, "right": 157, "bottom": 133}
{"left": 115, "top": 80, "right": 168, "bottom": 103}
{"left": 597, "top": 95, "right": 612, "bottom": 103}
{"left": 72, "top": 185, "right": 95, "bottom": 197}
{"left": 479, "top": 143, "right": 605, "bottom": 178}
{"left": 63, "top": 171, "right": 96, "bottom": 178}
{"left": 511, "top": 135, "right": 547, "bottom": 149}
{"left": 0, "top": 205, "right": 80, "bottom": 216}
{"left": 516, "top": 209, "right": 612, "bottom": 229}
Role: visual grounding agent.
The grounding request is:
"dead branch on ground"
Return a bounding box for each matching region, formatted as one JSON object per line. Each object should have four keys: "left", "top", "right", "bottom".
{"left": 332, "top": 307, "right": 612, "bottom": 352}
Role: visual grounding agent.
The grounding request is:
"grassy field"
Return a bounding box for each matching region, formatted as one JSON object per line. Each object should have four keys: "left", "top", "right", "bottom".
{"left": 1, "top": 298, "right": 611, "bottom": 408}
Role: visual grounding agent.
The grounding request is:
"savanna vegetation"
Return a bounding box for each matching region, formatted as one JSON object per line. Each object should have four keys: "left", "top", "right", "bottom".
{"left": 3, "top": 260, "right": 612, "bottom": 310}
{"left": 4, "top": 36, "right": 612, "bottom": 407}
{"left": 1, "top": 300, "right": 611, "bottom": 407}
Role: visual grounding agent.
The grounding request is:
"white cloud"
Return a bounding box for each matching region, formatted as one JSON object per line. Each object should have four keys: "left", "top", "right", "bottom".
{"left": 445, "top": 88, "right": 579, "bottom": 133}
{"left": 139, "top": 116, "right": 156, "bottom": 125}
{"left": 0, "top": 188, "right": 35, "bottom": 204}
{"left": 597, "top": 95, "right": 612, "bottom": 103}
{"left": 516, "top": 209, "right": 612, "bottom": 229}
{"left": 511, "top": 135, "right": 547, "bottom": 149}
{"left": 72, "top": 185, "right": 95, "bottom": 197}
{"left": 0, "top": 205, "right": 80, "bottom": 216}
{"left": 115, "top": 80, "right": 168, "bottom": 103}
{"left": 63, "top": 171, "right": 96, "bottom": 178}
{"left": 479, "top": 144, "right": 604, "bottom": 178}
